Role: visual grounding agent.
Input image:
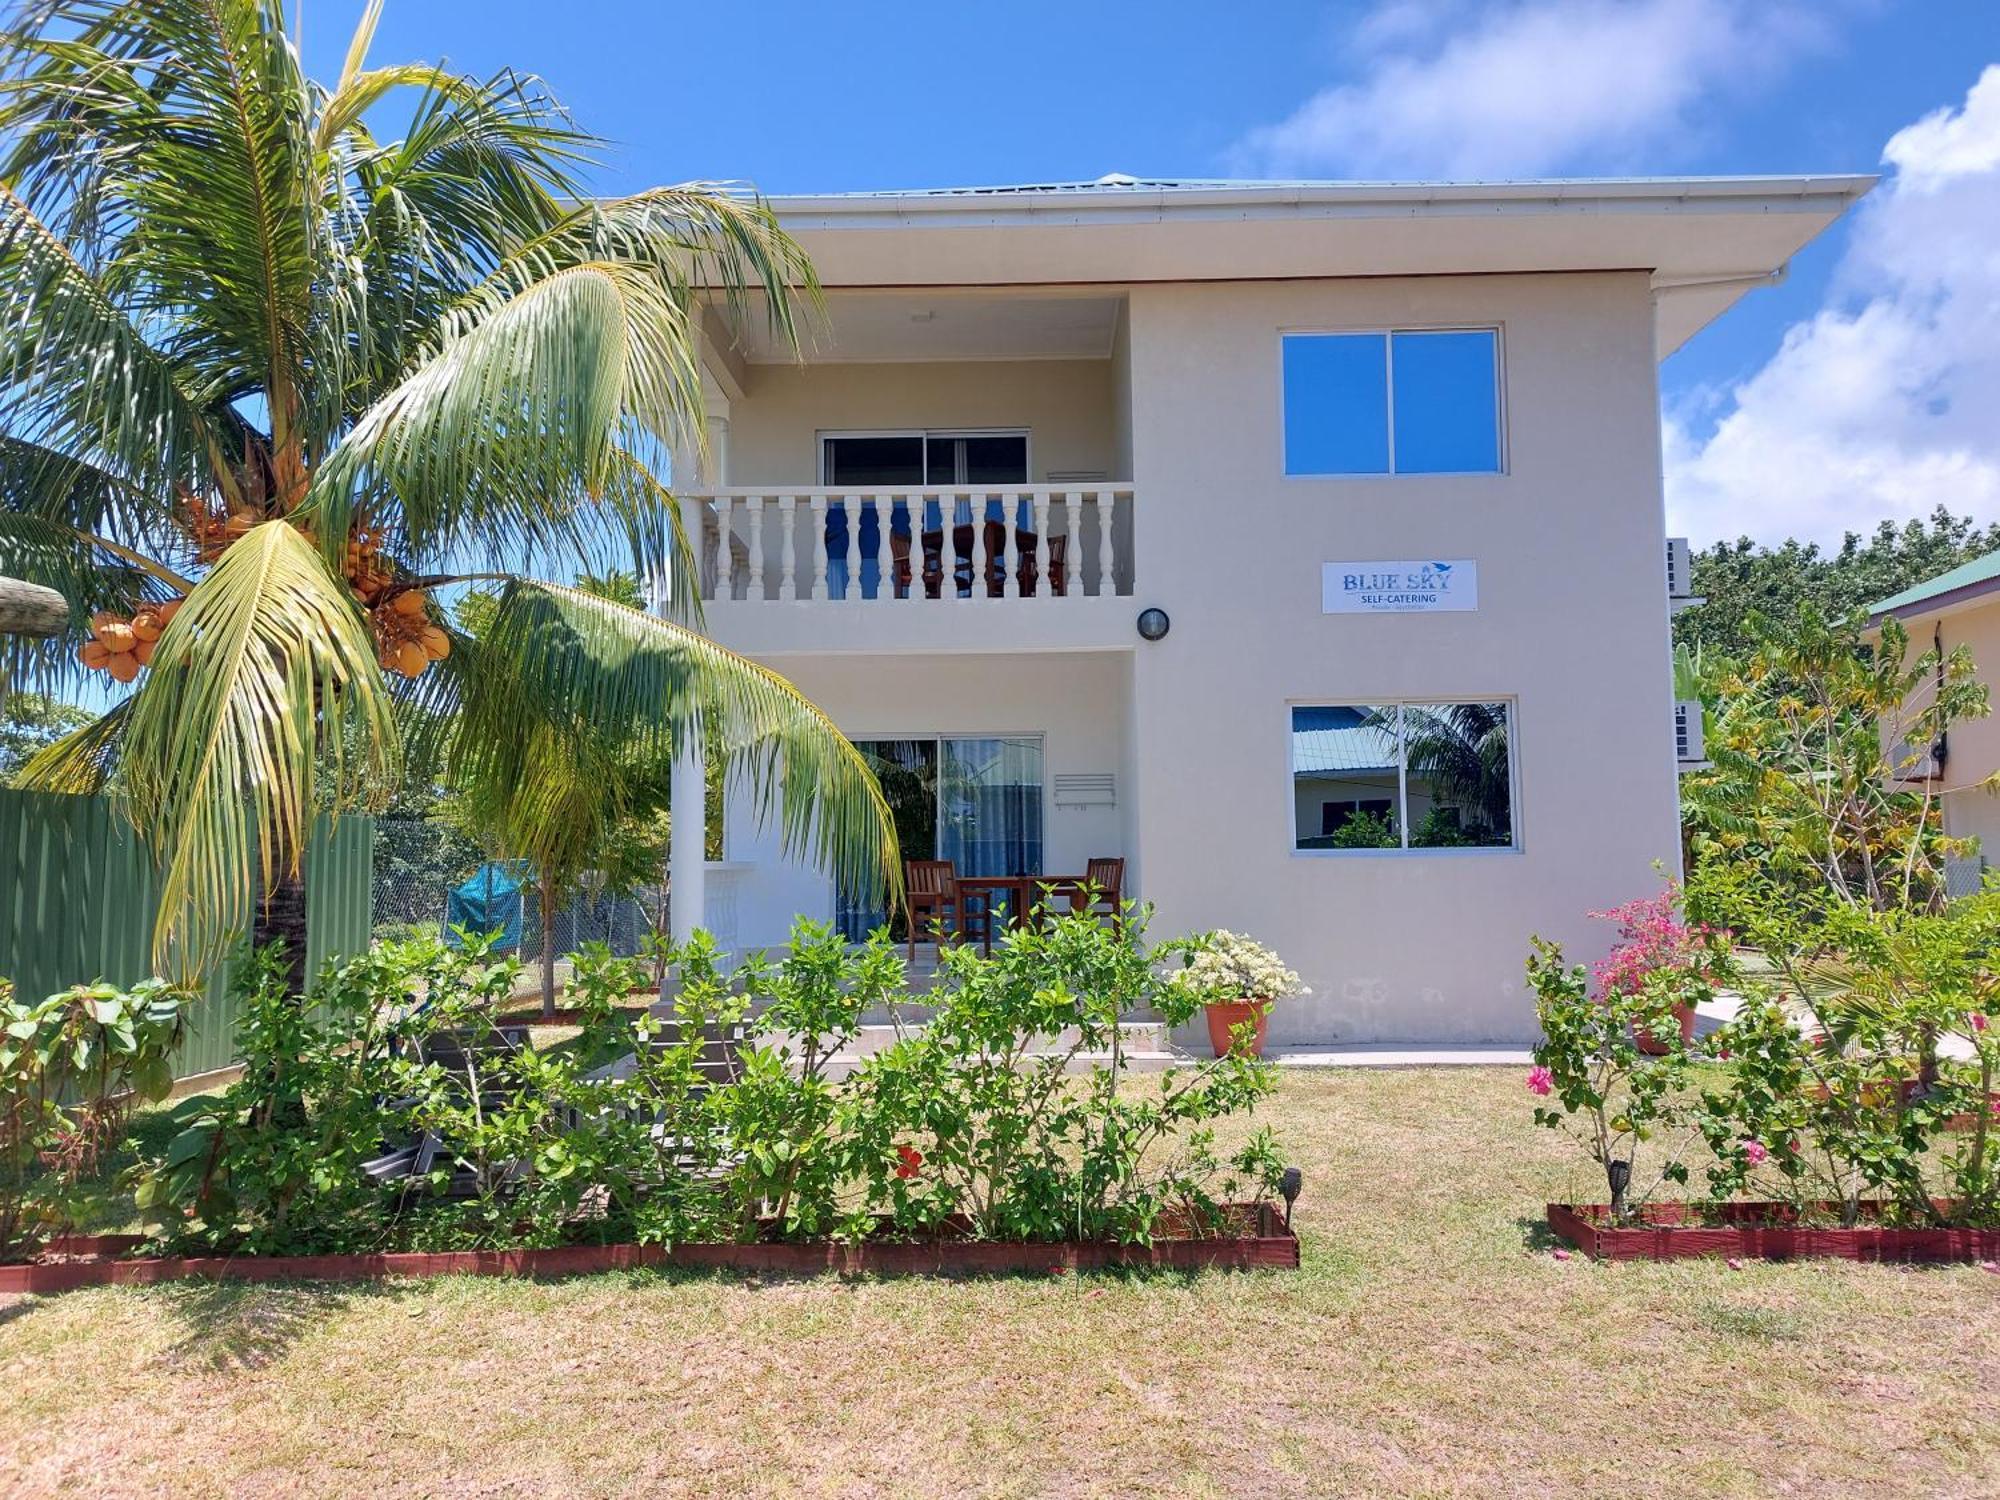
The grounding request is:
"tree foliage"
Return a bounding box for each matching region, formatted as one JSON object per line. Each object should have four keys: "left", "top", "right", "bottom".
{"left": 1675, "top": 507, "right": 2000, "bottom": 659}
{"left": 0, "top": 692, "right": 89, "bottom": 776}
{"left": 1681, "top": 607, "right": 1989, "bottom": 917}
{"left": 0, "top": 0, "right": 894, "bottom": 979}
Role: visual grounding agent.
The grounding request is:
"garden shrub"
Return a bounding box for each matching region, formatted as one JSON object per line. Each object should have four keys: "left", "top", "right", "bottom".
{"left": 845, "top": 908, "right": 1284, "bottom": 1243}
{"left": 1, "top": 975, "right": 184, "bottom": 1259}
{"left": 1528, "top": 877, "right": 2000, "bottom": 1228}
{"left": 135, "top": 911, "right": 1286, "bottom": 1255}
{"left": 1526, "top": 929, "right": 1719, "bottom": 1218}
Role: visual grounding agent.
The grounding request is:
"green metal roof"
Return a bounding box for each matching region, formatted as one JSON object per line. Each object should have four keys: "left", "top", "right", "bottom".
{"left": 1869, "top": 546, "right": 2000, "bottom": 617}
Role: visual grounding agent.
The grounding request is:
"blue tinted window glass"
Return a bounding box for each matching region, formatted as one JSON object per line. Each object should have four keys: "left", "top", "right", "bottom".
{"left": 1283, "top": 334, "right": 1388, "bottom": 475}
{"left": 1390, "top": 330, "right": 1499, "bottom": 474}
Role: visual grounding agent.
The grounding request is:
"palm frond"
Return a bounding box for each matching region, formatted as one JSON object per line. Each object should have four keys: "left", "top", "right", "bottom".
{"left": 12, "top": 697, "right": 130, "bottom": 793}
{"left": 0, "top": 185, "right": 214, "bottom": 507}
{"left": 118, "top": 520, "right": 399, "bottom": 973}
{"left": 452, "top": 581, "right": 897, "bottom": 904}
{"left": 303, "top": 259, "right": 701, "bottom": 568}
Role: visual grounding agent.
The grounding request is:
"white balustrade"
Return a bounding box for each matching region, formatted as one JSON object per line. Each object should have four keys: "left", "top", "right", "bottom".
{"left": 682, "top": 486, "right": 1135, "bottom": 605}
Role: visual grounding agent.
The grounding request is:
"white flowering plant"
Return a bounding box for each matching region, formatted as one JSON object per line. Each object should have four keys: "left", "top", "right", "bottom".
{"left": 1171, "top": 931, "right": 1304, "bottom": 1004}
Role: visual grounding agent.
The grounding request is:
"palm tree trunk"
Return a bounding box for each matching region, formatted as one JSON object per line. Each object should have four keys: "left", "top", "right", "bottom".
{"left": 252, "top": 862, "right": 311, "bottom": 998}
{"left": 539, "top": 879, "right": 557, "bottom": 1022}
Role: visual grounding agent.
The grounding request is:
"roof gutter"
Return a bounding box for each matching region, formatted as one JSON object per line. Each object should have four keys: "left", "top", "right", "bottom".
{"left": 767, "top": 175, "right": 1878, "bottom": 227}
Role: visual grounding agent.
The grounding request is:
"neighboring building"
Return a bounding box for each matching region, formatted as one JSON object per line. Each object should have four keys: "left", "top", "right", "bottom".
{"left": 665, "top": 174, "right": 1870, "bottom": 1045}
{"left": 1869, "top": 549, "right": 2000, "bottom": 899}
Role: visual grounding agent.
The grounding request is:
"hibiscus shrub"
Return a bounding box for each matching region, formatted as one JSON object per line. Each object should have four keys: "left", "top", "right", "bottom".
{"left": 138, "top": 910, "right": 1286, "bottom": 1254}
{"left": 1528, "top": 878, "right": 2000, "bottom": 1228}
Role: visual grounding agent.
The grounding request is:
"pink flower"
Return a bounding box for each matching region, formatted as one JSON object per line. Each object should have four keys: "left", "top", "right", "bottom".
{"left": 1973, "top": 1013, "right": 1989, "bottom": 1033}
{"left": 1527, "top": 1065, "right": 1554, "bottom": 1097}
{"left": 1786, "top": 1138, "right": 1802, "bottom": 1155}
{"left": 1741, "top": 1140, "right": 1768, "bottom": 1166}
{"left": 1726, "top": 1257, "right": 1744, "bottom": 1271}
{"left": 1551, "top": 1248, "right": 1572, "bottom": 1261}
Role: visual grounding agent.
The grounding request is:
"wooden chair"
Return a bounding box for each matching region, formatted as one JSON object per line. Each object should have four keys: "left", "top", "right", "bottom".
{"left": 1083, "top": 856, "right": 1125, "bottom": 932}
{"left": 904, "top": 859, "right": 962, "bottom": 959}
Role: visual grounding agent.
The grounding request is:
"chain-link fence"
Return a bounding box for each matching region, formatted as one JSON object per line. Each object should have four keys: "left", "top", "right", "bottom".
{"left": 373, "top": 818, "right": 666, "bottom": 959}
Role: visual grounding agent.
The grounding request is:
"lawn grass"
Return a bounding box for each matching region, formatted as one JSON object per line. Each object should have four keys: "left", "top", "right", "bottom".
{"left": 5, "top": 1068, "right": 1997, "bottom": 1498}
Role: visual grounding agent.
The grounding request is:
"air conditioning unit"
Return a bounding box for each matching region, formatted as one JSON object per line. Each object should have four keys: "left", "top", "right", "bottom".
{"left": 1666, "top": 537, "right": 1695, "bottom": 600}
{"left": 1674, "top": 700, "right": 1705, "bottom": 765}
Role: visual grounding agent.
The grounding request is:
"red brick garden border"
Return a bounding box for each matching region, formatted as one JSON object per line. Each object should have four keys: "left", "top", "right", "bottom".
{"left": 2, "top": 1206, "right": 1298, "bottom": 1294}
{"left": 1549, "top": 1201, "right": 2000, "bottom": 1263}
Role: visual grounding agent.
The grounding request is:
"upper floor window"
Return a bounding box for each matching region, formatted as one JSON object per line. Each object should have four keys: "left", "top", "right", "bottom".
{"left": 1282, "top": 329, "right": 1502, "bottom": 476}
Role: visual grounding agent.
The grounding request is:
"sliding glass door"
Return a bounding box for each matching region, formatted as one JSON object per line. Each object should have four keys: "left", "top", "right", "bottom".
{"left": 939, "top": 737, "right": 1043, "bottom": 879}
{"left": 836, "top": 734, "right": 1044, "bottom": 940}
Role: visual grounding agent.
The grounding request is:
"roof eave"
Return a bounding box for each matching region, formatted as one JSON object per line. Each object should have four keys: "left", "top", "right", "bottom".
{"left": 766, "top": 174, "right": 1879, "bottom": 225}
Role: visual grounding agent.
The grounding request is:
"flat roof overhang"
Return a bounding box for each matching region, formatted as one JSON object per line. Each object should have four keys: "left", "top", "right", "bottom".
{"left": 763, "top": 176, "right": 1876, "bottom": 358}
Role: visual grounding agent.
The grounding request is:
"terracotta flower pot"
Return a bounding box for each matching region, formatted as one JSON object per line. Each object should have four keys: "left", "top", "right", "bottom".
{"left": 1634, "top": 1004, "right": 1696, "bottom": 1056}
{"left": 1204, "top": 999, "right": 1271, "bottom": 1059}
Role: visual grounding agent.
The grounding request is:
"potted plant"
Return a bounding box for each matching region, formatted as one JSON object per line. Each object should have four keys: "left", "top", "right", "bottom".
{"left": 1177, "top": 931, "right": 1303, "bottom": 1058}
{"left": 1590, "top": 887, "right": 1722, "bottom": 1055}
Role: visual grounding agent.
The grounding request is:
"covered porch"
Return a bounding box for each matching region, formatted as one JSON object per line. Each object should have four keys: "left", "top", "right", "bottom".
{"left": 671, "top": 649, "right": 1137, "bottom": 958}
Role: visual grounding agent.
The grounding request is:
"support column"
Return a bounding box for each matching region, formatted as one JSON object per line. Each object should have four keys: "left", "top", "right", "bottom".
{"left": 669, "top": 715, "right": 707, "bottom": 943}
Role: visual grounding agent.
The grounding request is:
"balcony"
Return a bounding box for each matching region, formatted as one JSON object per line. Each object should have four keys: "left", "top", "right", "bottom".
{"left": 686, "top": 484, "right": 1138, "bottom": 655}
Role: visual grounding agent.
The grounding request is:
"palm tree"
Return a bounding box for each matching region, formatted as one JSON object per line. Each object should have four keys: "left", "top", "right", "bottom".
{"left": 0, "top": 0, "right": 896, "bottom": 990}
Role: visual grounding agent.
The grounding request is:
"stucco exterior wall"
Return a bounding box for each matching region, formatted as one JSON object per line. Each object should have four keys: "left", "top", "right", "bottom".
{"left": 1122, "top": 271, "right": 1682, "bottom": 1044}
{"left": 703, "top": 270, "right": 1684, "bottom": 1043}
{"left": 726, "top": 359, "right": 1119, "bottom": 485}
{"left": 719, "top": 650, "right": 1134, "bottom": 951}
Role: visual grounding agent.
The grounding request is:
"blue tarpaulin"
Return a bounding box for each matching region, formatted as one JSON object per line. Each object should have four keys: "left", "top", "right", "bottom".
{"left": 445, "top": 863, "right": 523, "bottom": 950}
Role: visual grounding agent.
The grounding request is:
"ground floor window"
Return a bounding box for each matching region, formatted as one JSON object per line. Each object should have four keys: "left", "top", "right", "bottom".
{"left": 838, "top": 734, "right": 1044, "bottom": 938}
{"left": 1291, "top": 702, "right": 1515, "bottom": 851}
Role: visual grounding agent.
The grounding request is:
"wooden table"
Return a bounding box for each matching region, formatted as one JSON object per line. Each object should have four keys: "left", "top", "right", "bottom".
{"left": 953, "top": 875, "right": 1089, "bottom": 954}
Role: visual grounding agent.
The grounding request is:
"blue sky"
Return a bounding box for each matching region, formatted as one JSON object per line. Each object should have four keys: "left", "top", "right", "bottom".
{"left": 314, "top": 0, "right": 2000, "bottom": 547}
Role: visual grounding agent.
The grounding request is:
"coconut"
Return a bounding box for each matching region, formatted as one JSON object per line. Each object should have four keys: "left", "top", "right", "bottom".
{"left": 392, "top": 589, "right": 428, "bottom": 618}
{"left": 80, "top": 640, "right": 110, "bottom": 670}
{"left": 130, "top": 612, "right": 162, "bottom": 642}
{"left": 420, "top": 626, "right": 450, "bottom": 659}
{"left": 395, "top": 641, "right": 428, "bottom": 677}
{"left": 97, "top": 622, "right": 137, "bottom": 654}
{"left": 106, "top": 652, "right": 139, "bottom": 683}
{"left": 134, "top": 637, "right": 156, "bottom": 666}
{"left": 157, "top": 599, "right": 182, "bottom": 622}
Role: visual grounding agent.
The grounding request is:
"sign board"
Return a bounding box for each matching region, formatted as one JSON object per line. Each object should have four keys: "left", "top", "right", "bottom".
{"left": 1322, "top": 560, "right": 1478, "bottom": 614}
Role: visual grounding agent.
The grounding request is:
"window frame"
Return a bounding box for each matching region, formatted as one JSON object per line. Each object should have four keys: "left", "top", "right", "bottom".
{"left": 1278, "top": 326, "right": 1507, "bottom": 479}
{"left": 1287, "top": 697, "right": 1523, "bottom": 858}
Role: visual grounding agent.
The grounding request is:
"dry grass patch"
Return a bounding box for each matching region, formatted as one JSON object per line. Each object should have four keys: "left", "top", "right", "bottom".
{"left": 4, "top": 1070, "right": 1997, "bottom": 1498}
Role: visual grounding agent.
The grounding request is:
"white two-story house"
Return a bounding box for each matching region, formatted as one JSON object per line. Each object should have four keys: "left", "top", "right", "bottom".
{"left": 664, "top": 174, "right": 1870, "bottom": 1046}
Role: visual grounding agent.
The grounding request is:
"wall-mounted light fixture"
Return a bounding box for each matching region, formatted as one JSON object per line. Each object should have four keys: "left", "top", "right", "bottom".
{"left": 1136, "top": 607, "right": 1170, "bottom": 642}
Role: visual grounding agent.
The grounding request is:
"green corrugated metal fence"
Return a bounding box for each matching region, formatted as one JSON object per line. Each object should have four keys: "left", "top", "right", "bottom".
{"left": 0, "top": 788, "right": 375, "bottom": 1079}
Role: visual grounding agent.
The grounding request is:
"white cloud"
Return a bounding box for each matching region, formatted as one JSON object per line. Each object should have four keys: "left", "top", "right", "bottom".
{"left": 1664, "top": 66, "right": 2000, "bottom": 547}
{"left": 1235, "top": 0, "right": 1829, "bottom": 179}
